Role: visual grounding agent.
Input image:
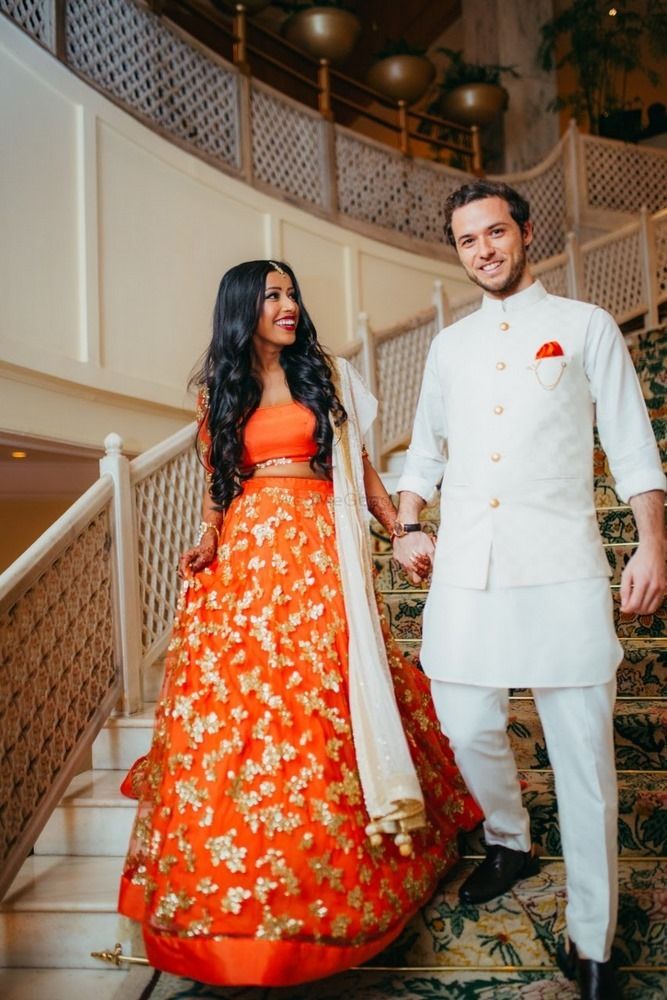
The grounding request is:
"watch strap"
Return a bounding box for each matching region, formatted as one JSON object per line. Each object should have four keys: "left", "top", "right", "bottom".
{"left": 391, "top": 521, "right": 422, "bottom": 540}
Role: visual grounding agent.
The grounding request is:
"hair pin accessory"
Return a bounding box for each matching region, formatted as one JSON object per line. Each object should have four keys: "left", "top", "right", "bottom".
{"left": 268, "top": 260, "right": 287, "bottom": 276}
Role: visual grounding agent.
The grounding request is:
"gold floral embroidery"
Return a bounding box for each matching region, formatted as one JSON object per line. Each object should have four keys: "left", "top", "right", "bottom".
{"left": 205, "top": 829, "right": 248, "bottom": 872}
{"left": 221, "top": 886, "right": 252, "bottom": 915}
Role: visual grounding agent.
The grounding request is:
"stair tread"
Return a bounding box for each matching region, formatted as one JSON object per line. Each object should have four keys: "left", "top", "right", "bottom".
{"left": 103, "top": 705, "right": 156, "bottom": 728}
{"left": 59, "top": 770, "right": 132, "bottom": 808}
{"left": 0, "top": 856, "right": 124, "bottom": 912}
{"left": 0, "top": 968, "right": 128, "bottom": 1000}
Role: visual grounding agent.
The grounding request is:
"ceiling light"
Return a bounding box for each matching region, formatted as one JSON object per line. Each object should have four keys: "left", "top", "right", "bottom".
{"left": 608, "top": 7, "right": 618, "bottom": 14}
{"left": 11, "top": 450, "right": 27, "bottom": 459}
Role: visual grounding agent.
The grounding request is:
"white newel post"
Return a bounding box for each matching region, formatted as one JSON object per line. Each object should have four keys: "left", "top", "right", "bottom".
{"left": 639, "top": 207, "right": 659, "bottom": 330}
{"left": 101, "top": 433, "right": 144, "bottom": 716}
{"left": 565, "top": 231, "right": 584, "bottom": 300}
{"left": 357, "top": 311, "right": 381, "bottom": 466}
{"left": 432, "top": 279, "right": 449, "bottom": 329}
{"left": 564, "top": 119, "right": 582, "bottom": 233}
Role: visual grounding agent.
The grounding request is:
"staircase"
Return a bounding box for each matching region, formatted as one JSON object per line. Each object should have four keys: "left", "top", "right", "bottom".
{"left": 1, "top": 328, "right": 665, "bottom": 1000}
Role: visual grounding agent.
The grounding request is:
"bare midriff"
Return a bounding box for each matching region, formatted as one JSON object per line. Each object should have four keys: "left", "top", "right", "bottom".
{"left": 250, "top": 460, "right": 329, "bottom": 480}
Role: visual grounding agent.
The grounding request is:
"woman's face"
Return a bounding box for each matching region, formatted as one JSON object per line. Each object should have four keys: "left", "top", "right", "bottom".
{"left": 253, "top": 271, "right": 299, "bottom": 350}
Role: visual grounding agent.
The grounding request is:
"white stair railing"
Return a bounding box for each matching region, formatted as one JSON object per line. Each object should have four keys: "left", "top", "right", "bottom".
{"left": 0, "top": 476, "right": 122, "bottom": 898}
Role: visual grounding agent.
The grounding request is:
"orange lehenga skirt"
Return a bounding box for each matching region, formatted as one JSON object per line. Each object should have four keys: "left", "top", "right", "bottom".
{"left": 118, "top": 477, "right": 481, "bottom": 987}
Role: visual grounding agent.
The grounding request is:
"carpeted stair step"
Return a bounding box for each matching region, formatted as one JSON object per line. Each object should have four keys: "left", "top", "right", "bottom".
{"left": 145, "top": 966, "right": 666, "bottom": 999}
{"left": 459, "top": 771, "right": 667, "bottom": 859}
{"left": 613, "top": 589, "right": 667, "bottom": 638}
{"left": 616, "top": 640, "right": 667, "bottom": 697}
{"left": 396, "top": 636, "right": 667, "bottom": 699}
{"left": 596, "top": 505, "right": 642, "bottom": 544}
{"left": 370, "top": 858, "right": 666, "bottom": 974}
{"left": 381, "top": 591, "right": 667, "bottom": 642}
{"left": 507, "top": 698, "right": 667, "bottom": 771}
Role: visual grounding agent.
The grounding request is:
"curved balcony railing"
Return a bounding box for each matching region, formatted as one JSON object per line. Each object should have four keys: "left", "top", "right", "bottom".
{"left": 3, "top": 0, "right": 666, "bottom": 265}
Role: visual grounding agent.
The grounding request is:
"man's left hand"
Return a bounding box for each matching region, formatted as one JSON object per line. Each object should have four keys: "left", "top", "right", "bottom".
{"left": 620, "top": 541, "right": 666, "bottom": 614}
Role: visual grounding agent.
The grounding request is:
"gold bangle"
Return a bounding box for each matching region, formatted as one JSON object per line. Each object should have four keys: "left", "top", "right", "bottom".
{"left": 196, "top": 520, "right": 220, "bottom": 545}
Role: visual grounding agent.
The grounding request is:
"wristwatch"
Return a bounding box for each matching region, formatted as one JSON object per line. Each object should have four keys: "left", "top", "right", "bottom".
{"left": 391, "top": 520, "right": 422, "bottom": 540}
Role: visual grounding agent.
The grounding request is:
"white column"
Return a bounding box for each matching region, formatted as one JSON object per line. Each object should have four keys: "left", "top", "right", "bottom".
{"left": 462, "top": 0, "right": 559, "bottom": 172}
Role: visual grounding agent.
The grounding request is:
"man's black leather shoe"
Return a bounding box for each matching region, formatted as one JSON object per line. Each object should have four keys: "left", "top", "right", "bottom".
{"left": 556, "top": 938, "right": 622, "bottom": 999}
{"left": 458, "top": 844, "right": 539, "bottom": 905}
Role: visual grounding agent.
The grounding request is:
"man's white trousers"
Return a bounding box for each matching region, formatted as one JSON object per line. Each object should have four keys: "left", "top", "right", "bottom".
{"left": 430, "top": 679, "right": 618, "bottom": 963}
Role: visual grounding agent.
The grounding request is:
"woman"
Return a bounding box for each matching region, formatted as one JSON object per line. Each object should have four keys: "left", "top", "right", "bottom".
{"left": 118, "top": 260, "right": 480, "bottom": 987}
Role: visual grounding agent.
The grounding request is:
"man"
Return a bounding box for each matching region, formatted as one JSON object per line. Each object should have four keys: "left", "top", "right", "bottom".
{"left": 392, "top": 180, "right": 665, "bottom": 1000}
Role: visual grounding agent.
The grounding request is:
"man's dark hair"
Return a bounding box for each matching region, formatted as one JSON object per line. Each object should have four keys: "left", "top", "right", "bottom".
{"left": 444, "top": 180, "right": 531, "bottom": 247}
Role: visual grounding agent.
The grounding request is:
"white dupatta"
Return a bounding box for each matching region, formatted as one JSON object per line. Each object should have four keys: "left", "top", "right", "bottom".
{"left": 330, "top": 358, "right": 426, "bottom": 837}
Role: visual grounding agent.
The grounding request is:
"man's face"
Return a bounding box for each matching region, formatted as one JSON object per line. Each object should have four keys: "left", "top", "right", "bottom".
{"left": 450, "top": 196, "right": 533, "bottom": 299}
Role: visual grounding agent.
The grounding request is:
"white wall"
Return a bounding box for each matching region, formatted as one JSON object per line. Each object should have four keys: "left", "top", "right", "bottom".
{"left": 0, "top": 16, "right": 471, "bottom": 456}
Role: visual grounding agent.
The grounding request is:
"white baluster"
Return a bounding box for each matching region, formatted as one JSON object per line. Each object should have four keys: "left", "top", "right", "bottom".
{"left": 566, "top": 230, "right": 584, "bottom": 301}
{"left": 357, "top": 312, "right": 381, "bottom": 466}
{"left": 565, "top": 118, "right": 583, "bottom": 234}
{"left": 100, "top": 433, "right": 144, "bottom": 715}
{"left": 432, "top": 278, "right": 449, "bottom": 329}
{"left": 639, "top": 206, "right": 659, "bottom": 330}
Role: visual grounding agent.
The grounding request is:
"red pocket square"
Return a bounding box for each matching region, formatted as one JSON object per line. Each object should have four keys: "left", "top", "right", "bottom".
{"left": 535, "top": 341, "right": 564, "bottom": 359}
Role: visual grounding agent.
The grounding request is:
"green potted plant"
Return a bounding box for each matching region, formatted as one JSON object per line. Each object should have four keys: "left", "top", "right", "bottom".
{"left": 275, "top": 1, "right": 361, "bottom": 63}
{"left": 431, "top": 48, "right": 519, "bottom": 126}
{"left": 366, "top": 39, "right": 436, "bottom": 106}
{"left": 538, "top": 0, "right": 667, "bottom": 140}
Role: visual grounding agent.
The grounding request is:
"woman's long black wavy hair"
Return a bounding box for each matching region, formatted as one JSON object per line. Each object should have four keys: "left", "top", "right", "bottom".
{"left": 191, "top": 259, "right": 347, "bottom": 513}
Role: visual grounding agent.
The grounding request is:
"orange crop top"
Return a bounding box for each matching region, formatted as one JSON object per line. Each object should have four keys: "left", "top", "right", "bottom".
{"left": 242, "top": 401, "right": 317, "bottom": 469}
{"left": 196, "top": 391, "right": 318, "bottom": 475}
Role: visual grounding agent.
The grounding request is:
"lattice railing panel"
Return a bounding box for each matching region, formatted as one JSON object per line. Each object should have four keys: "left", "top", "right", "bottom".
{"left": 508, "top": 153, "right": 567, "bottom": 262}
{"left": 376, "top": 311, "right": 437, "bottom": 452}
{"left": 336, "top": 131, "right": 470, "bottom": 244}
{"left": 1, "top": 0, "right": 54, "bottom": 48}
{"left": 65, "top": 0, "right": 240, "bottom": 168}
{"left": 583, "top": 137, "right": 667, "bottom": 216}
{"left": 655, "top": 216, "right": 667, "bottom": 304}
{"left": 133, "top": 435, "right": 205, "bottom": 656}
{"left": 583, "top": 228, "right": 644, "bottom": 321}
{"left": 251, "top": 84, "right": 324, "bottom": 207}
{"left": 536, "top": 260, "right": 569, "bottom": 298}
{"left": 404, "top": 161, "right": 472, "bottom": 245}
{"left": 0, "top": 505, "right": 116, "bottom": 866}
{"left": 336, "top": 132, "right": 413, "bottom": 235}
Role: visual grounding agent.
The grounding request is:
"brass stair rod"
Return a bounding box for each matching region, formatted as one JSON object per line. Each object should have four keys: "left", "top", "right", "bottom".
{"left": 91, "top": 943, "right": 149, "bottom": 966}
